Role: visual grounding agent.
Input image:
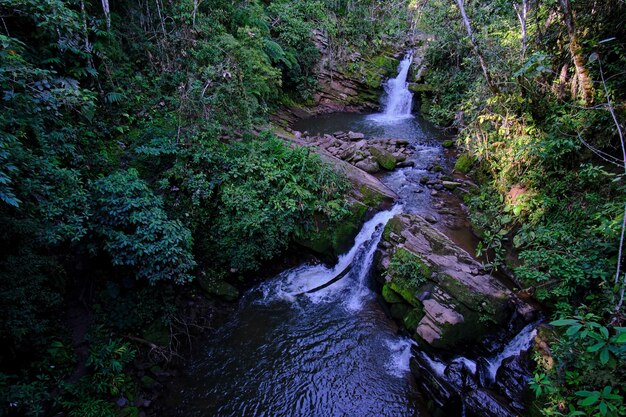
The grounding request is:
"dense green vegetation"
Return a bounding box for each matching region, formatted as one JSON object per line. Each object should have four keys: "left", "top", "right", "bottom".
{"left": 0, "top": 0, "right": 415, "bottom": 415}
{"left": 415, "top": 0, "right": 626, "bottom": 415}
{"left": 3, "top": 0, "right": 623, "bottom": 415}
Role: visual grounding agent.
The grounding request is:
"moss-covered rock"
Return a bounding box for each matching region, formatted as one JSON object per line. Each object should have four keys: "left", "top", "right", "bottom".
{"left": 369, "top": 146, "right": 396, "bottom": 170}
{"left": 372, "top": 55, "right": 400, "bottom": 74}
{"left": 408, "top": 83, "right": 434, "bottom": 93}
{"left": 403, "top": 308, "right": 425, "bottom": 331}
{"left": 382, "top": 216, "right": 404, "bottom": 241}
{"left": 442, "top": 139, "right": 454, "bottom": 148}
{"left": 375, "top": 213, "right": 532, "bottom": 351}
{"left": 382, "top": 283, "right": 405, "bottom": 304}
{"left": 442, "top": 181, "right": 461, "bottom": 190}
{"left": 297, "top": 201, "right": 368, "bottom": 258}
{"left": 454, "top": 153, "right": 475, "bottom": 173}
{"left": 390, "top": 302, "right": 413, "bottom": 320}
{"left": 388, "top": 248, "right": 432, "bottom": 288}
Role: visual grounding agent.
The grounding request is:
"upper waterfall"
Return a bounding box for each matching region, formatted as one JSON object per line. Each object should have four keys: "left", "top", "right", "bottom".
{"left": 368, "top": 52, "right": 414, "bottom": 122}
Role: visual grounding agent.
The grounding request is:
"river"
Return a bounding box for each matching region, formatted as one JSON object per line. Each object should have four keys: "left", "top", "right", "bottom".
{"left": 165, "top": 111, "right": 470, "bottom": 417}
{"left": 164, "top": 55, "right": 534, "bottom": 417}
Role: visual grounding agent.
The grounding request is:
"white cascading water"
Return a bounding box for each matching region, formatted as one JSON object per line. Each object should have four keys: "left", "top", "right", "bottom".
{"left": 255, "top": 205, "right": 415, "bottom": 378}
{"left": 260, "top": 205, "right": 401, "bottom": 306}
{"left": 419, "top": 322, "right": 538, "bottom": 384}
{"left": 369, "top": 52, "right": 414, "bottom": 122}
{"left": 485, "top": 322, "right": 537, "bottom": 381}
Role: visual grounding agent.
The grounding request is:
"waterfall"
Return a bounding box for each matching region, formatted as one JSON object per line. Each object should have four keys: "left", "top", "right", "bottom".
{"left": 260, "top": 205, "right": 401, "bottom": 306}
{"left": 370, "top": 53, "right": 414, "bottom": 122}
{"left": 418, "top": 322, "right": 539, "bottom": 387}
{"left": 485, "top": 322, "right": 537, "bottom": 381}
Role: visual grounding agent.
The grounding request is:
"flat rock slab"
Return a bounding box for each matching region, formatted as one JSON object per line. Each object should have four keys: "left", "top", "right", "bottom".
{"left": 377, "top": 213, "right": 535, "bottom": 350}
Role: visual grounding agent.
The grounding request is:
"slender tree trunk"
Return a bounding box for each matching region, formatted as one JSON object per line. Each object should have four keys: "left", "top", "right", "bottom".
{"left": 192, "top": 0, "right": 199, "bottom": 29}
{"left": 454, "top": 0, "right": 500, "bottom": 95}
{"left": 514, "top": 0, "right": 528, "bottom": 60}
{"left": 558, "top": 0, "right": 594, "bottom": 104}
{"left": 554, "top": 63, "right": 569, "bottom": 99}
{"left": 101, "top": 0, "right": 110, "bottom": 31}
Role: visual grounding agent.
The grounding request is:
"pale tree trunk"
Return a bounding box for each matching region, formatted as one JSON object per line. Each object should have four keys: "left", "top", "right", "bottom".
{"left": 514, "top": 0, "right": 528, "bottom": 60}
{"left": 554, "top": 63, "right": 569, "bottom": 99}
{"left": 192, "top": 0, "right": 199, "bottom": 29}
{"left": 454, "top": 0, "right": 500, "bottom": 95}
{"left": 558, "top": 0, "right": 594, "bottom": 105}
{"left": 101, "top": 0, "right": 111, "bottom": 31}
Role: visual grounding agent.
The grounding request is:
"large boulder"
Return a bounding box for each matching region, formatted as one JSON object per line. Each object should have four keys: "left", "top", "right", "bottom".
{"left": 355, "top": 157, "right": 380, "bottom": 174}
{"left": 369, "top": 145, "right": 397, "bottom": 170}
{"left": 376, "top": 213, "right": 531, "bottom": 350}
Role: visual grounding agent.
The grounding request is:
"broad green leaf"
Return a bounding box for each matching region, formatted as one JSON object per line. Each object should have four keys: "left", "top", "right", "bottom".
{"left": 551, "top": 319, "right": 578, "bottom": 326}
{"left": 599, "top": 348, "right": 610, "bottom": 365}
{"left": 587, "top": 341, "right": 605, "bottom": 352}
{"left": 566, "top": 324, "right": 582, "bottom": 336}
{"left": 578, "top": 392, "right": 600, "bottom": 406}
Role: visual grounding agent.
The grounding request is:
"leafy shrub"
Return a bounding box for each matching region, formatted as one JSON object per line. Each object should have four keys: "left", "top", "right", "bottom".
{"left": 90, "top": 169, "right": 196, "bottom": 284}
{"left": 210, "top": 134, "right": 349, "bottom": 271}
{"left": 388, "top": 248, "right": 431, "bottom": 289}
{"left": 531, "top": 315, "right": 626, "bottom": 417}
{"left": 86, "top": 339, "right": 136, "bottom": 396}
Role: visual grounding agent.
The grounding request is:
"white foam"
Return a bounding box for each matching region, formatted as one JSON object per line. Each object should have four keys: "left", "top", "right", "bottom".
{"left": 385, "top": 338, "right": 416, "bottom": 377}
{"left": 485, "top": 323, "right": 537, "bottom": 381}
{"left": 256, "top": 206, "right": 401, "bottom": 305}
{"left": 368, "top": 52, "right": 414, "bottom": 123}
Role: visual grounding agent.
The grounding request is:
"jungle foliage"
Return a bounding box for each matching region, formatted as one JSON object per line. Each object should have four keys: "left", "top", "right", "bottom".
{"left": 415, "top": 0, "right": 626, "bottom": 415}
{"left": 0, "top": 0, "right": 414, "bottom": 415}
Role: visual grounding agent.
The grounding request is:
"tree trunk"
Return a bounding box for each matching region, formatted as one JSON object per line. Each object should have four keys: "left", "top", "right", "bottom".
{"left": 101, "top": 0, "right": 111, "bottom": 31}
{"left": 558, "top": 0, "right": 594, "bottom": 105}
{"left": 514, "top": 0, "right": 528, "bottom": 60}
{"left": 554, "top": 63, "right": 569, "bottom": 99}
{"left": 454, "top": 0, "right": 500, "bottom": 95}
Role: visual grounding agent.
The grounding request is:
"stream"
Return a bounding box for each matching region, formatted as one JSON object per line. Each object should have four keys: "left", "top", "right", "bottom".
{"left": 166, "top": 54, "right": 536, "bottom": 417}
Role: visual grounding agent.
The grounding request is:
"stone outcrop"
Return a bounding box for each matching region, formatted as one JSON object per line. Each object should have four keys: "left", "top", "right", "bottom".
{"left": 376, "top": 213, "right": 534, "bottom": 350}
{"left": 270, "top": 31, "right": 430, "bottom": 126}
{"left": 310, "top": 30, "right": 396, "bottom": 113}
{"left": 293, "top": 130, "right": 414, "bottom": 173}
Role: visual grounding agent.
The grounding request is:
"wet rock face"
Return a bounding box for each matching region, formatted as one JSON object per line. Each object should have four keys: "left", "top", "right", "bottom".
{"left": 495, "top": 351, "right": 533, "bottom": 410}
{"left": 410, "top": 354, "right": 520, "bottom": 417}
{"left": 464, "top": 389, "right": 518, "bottom": 417}
{"left": 376, "top": 213, "right": 531, "bottom": 351}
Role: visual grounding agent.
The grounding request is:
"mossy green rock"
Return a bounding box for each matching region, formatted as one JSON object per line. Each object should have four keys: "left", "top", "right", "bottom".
{"left": 408, "top": 83, "right": 434, "bottom": 93}
{"left": 403, "top": 308, "right": 425, "bottom": 331}
{"left": 442, "top": 139, "right": 454, "bottom": 148}
{"left": 382, "top": 216, "right": 404, "bottom": 241}
{"left": 372, "top": 55, "right": 400, "bottom": 74}
{"left": 369, "top": 146, "right": 396, "bottom": 170}
{"left": 382, "top": 283, "right": 404, "bottom": 304}
{"left": 297, "top": 201, "right": 367, "bottom": 258}
{"left": 442, "top": 181, "right": 461, "bottom": 190}
{"left": 454, "top": 153, "right": 474, "bottom": 173}
{"left": 375, "top": 213, "right": 528, "bottom": 351}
